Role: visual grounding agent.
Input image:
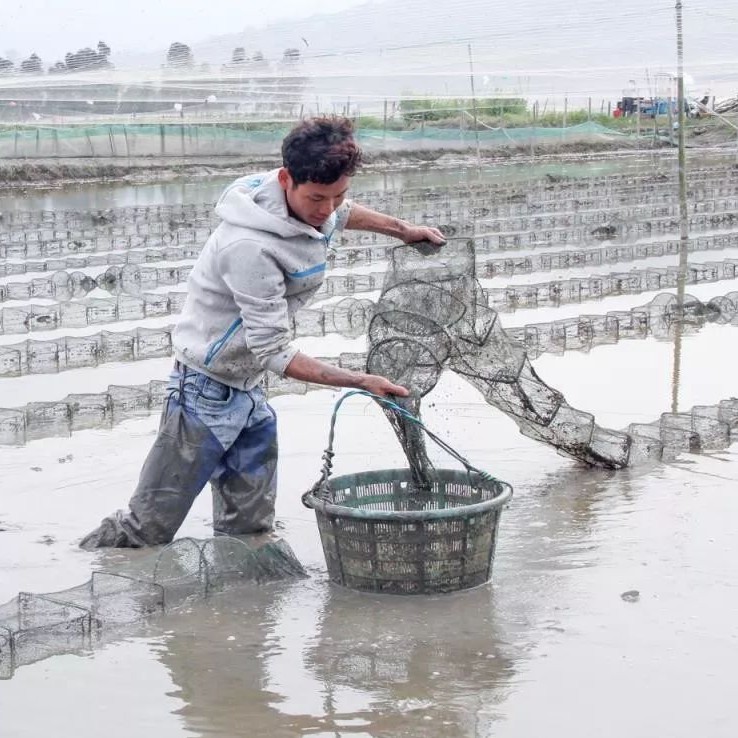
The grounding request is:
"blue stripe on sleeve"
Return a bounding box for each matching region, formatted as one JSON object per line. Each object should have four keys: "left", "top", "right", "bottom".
{"left": 287, "top": 262, "right": 327, "bottom": 279}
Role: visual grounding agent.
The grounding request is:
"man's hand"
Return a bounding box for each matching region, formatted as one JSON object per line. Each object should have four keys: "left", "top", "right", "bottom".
{"left": 344, "top": 204, "right": 446, "bottom": 247}
{"left": 359, "top": 373, "right": 409, "bottom": 398}
{"left": 401, "top": 225, "right": 446, "bottom": 245}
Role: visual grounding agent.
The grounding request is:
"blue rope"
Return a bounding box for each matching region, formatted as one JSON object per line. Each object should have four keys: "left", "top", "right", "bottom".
{"left": 321, "top": 390, "right": 498, "bottom": 485}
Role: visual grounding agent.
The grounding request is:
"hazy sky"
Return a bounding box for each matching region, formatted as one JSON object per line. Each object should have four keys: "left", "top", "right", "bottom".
{"left": 1, "top": 0, "right": 371, "bottom": 62}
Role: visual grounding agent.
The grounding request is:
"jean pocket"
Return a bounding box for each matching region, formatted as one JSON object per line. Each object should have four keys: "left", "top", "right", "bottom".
{"left": 198, "top": 376, "right": 232, "bottom": 404}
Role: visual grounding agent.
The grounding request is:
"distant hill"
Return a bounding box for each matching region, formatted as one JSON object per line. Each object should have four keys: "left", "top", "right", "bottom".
{"left": 75, "top": 1, "right": 738, "bottom": 111}
{"left": 117, "top": 0, "right": 733, "bottom": 69}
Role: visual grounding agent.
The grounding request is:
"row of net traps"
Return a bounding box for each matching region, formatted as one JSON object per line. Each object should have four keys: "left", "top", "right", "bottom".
{"left": 5, "top": 200, "right": 738, "bottom": 261}
{"left": 0, "top": 278, "right": 738, "bottom": 377}
{"left": 3, "top": 227, "right": 738, "bottom": 291}
{"left": 2, "top": 225, "right": 213, "bottom": 247}
{"left": 0, "top": 536, "right": 307, "bottom": 680}
{"left": 0, "top": 283, "right": 736, "bottom": 382}
{"left": 484, "top": 259, "right": 738, "bottom": 312}
{"left": 2, "top": 202, "right": 738, "bottom": 265}
{"left": 5, "top": 187, "right": 738, "bottom": 250}
{"left": 0, "top": 264, "right": 193, "bottom": 304}
{"left": 5, "top": 184, "right": 738, "bottom": 245}
{"left": 5, "top": 212, "right": 738, "bottom": 283}
{"left": 0, "top": 288, "right": 735, "bottom": 447}
{"left": 4, "top": 199, "right": 738, "bottom": 270}
{"left": 3, "top": 253, "right": 736, "bottom": 319}
{"left": 2, "top": 161, "right": 737, "bottom": 229}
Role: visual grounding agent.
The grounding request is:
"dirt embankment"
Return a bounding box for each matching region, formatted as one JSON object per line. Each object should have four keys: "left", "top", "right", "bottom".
{"left": 0, "top": 138, "right": 667, "bottom": 190}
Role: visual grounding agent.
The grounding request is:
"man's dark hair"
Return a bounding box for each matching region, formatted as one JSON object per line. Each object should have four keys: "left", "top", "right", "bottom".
{"left": 282, "top": 116, "right": 362, "bottom": 185}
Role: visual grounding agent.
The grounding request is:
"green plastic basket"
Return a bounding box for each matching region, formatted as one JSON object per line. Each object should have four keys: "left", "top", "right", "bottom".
{"left": 302, "top": 392, "right": 513, "bottom": 595}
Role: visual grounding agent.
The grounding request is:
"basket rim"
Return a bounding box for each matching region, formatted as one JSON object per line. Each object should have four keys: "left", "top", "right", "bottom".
{"left": 302, "top": 467, "right": 512, "bottom": 521}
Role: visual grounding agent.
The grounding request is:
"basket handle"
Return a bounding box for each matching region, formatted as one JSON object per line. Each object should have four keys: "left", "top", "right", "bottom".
{"left": 303, "top": 390, "right": 498, "bottom": 503}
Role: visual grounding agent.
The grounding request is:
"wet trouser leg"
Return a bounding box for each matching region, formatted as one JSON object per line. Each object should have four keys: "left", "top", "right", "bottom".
{"left": 211, "top": 394, "right": 278, "bottom": 536}
{"left": 128, "top": 408, "right": 224, "bottom": 546}
{"left": 80, "top": 365, "right": 277, "bottom": 549}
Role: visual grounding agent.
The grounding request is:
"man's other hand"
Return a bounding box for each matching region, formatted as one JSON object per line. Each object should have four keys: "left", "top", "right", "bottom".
{"left": 402, "top": 226, "right": 446, "bottom": 245}
{"left": 359, "top": 374, "right": 410, "bottom": 398}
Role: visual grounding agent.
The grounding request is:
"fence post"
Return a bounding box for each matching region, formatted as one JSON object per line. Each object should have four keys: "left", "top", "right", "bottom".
{"left": 530, "top": 100, "right": 536, "bottom": 158}
{"left": 563, "top": 96, "right": 568, "bottom": 130}
{"left": 467, "top": 43, "right": 482, "bottom": 166}
{"left": 636, "top": 100, "right": 641, "bottom": 140}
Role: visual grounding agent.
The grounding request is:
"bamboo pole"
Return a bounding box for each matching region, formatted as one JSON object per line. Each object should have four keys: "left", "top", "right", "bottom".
{"left": 467, "top": 43, "right": 482, "bottom": 166}
{"left": 671, "top": 0, "right": 690, "bottom": 414}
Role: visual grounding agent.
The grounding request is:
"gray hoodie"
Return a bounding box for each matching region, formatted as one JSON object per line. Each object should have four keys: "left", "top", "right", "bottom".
{"left": 173, "top": 169, "right": 351, "bottom": 390}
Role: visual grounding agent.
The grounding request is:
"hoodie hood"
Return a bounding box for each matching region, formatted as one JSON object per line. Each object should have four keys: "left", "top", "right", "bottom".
{"left": 214, "top": 169, "right": 325, "bottom": 240}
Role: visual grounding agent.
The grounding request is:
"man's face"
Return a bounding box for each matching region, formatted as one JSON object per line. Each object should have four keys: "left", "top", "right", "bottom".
{"left": 278, "top": 168, "right": 350, "bottom": 229}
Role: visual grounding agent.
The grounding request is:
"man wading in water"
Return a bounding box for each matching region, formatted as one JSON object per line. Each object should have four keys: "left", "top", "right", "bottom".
{"left": 81, "top": 116, "right": 445, "bottom": 548}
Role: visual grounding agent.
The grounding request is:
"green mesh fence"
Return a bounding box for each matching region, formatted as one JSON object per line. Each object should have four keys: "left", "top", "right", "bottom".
{"left": 0, "top": 121, "right": 626, "bottom": 159}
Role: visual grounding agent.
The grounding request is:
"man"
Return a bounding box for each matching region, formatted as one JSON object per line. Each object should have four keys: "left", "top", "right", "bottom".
{"left": 81, "top": 116, "right": 445, "bottom": 549}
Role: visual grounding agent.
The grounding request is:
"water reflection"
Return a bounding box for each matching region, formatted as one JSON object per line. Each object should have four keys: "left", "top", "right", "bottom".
{"left": 154, "top": 582, "right": 313, "bottom": 737}
{"left": 304, "top": 585, "right": 515, "bottom": 736}
{"left": 149, "top": 464, "right": 639, "bottom": 737}
{"left": 670, "top": 151, "right": 692, "bottom": 414}
{"left": 0, "top": 152, "right": 679, "bottom": 212}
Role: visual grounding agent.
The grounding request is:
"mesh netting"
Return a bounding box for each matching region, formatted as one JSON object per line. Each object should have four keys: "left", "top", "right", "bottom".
{"left": 366, "top": 240, "right": 737, "bottom": 469}
{"left": 0, "top": 122, "right": 626, "bottom": 160}
{"left": 0, "top": 535, "right": 305, "bottom": 680}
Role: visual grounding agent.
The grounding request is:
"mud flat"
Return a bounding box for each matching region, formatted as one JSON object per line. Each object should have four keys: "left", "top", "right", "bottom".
{"left": 0, "top": 137, "right": 660, "bottom": 189}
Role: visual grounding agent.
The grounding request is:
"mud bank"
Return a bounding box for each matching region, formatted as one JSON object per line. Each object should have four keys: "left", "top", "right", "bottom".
{"left": 0, "top": 139, "right": 660, "bottom": 189}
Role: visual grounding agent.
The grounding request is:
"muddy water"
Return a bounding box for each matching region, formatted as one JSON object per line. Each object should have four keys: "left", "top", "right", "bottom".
{"left": 1, "top": 160, "right": 737, "bottom": 736}
{"left": 1, "top": 377, "right": 736, "bottom": 737}
{"left": 0, "top": 150, "right": 682, "bottom": 212}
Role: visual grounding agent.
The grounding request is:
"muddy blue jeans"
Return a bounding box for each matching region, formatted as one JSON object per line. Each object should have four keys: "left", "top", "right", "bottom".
{"left": 80, "top": 362, "right": 278, "bottom": 548}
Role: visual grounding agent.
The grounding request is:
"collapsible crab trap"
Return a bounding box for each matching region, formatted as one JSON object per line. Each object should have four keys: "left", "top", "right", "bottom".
{"left": 302, "top": 392, "right": 513, "bottom": 595}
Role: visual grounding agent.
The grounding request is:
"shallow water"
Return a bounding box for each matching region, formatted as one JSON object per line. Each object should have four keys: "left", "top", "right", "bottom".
{"left": 0, "top": 149, "right": 684, "bottom": 212}
{"left": 1, "top": 377, "right": 736, "bottom": 737}
{"left": 1, "top": 158, "right": 737, "bottom": 736}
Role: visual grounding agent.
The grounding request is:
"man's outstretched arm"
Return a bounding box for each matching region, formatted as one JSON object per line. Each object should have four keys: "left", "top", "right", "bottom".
{"left": 345, "top": 203, "right": 446, "bottom": 245}
{"left": 284, "top": 352, "right": 408, "bottom": 398}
